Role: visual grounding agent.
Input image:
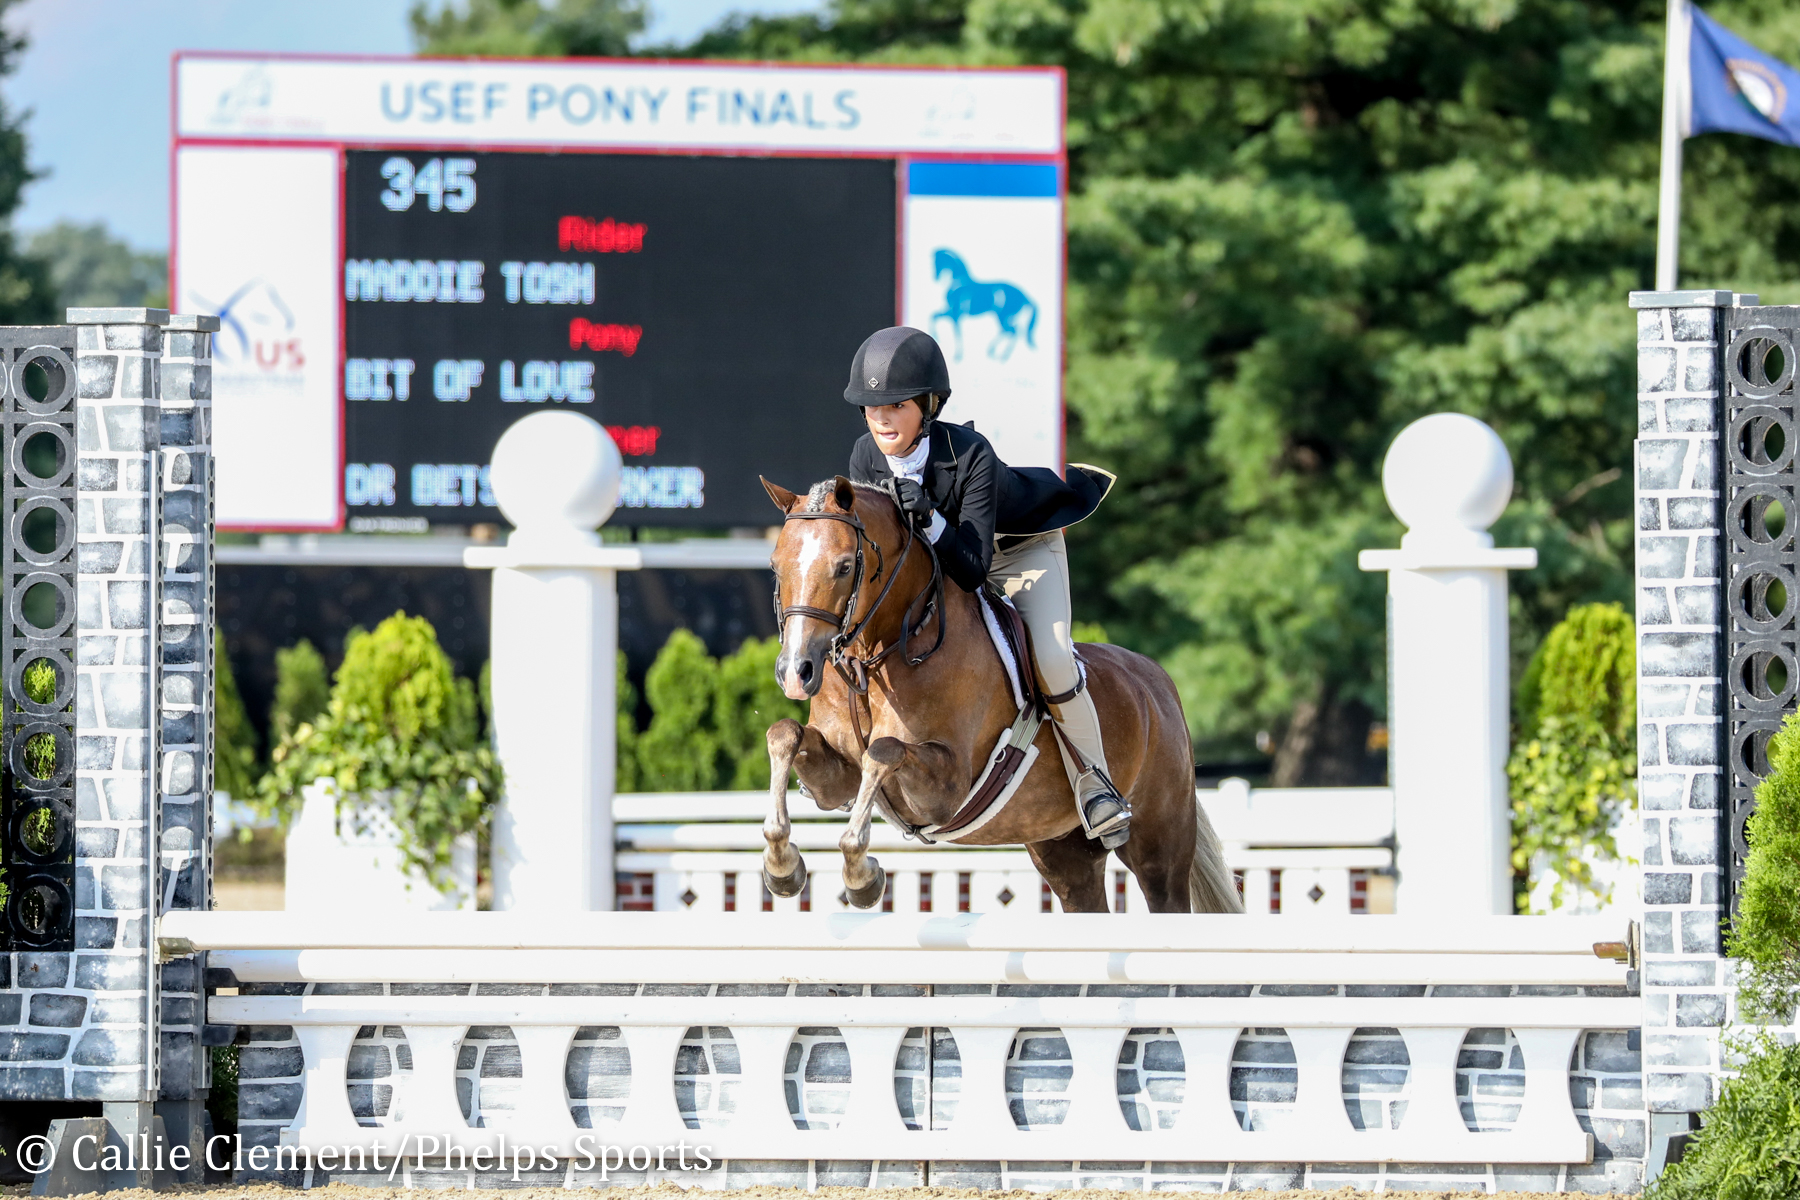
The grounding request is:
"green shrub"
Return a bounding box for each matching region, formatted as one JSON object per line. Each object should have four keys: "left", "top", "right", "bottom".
{"left": 478, "top": 659, "right": 493, "bottom": 730}
{"left": 271, "top": 638, "right": 329, "bottom": 743}
{"left": 1729, "top": 711, "right": 1800, "bottom": 1024}
{"left": 207, "top": 1043, "right": 239, "bottom": 1137}
{"left": 634, "top": 629, "right": 719, "bottom": 791}
{"left": 1649, "top": 1034, "right": 1800, "bottom": 1200}
{"left": 1071, "top": 620, "right": 1110, "bottom": 645}
{"left": 1654, "top": 711, "right": 1800, "bottom": 1198}
{"left": 615, "top": 651, "right": 638, "bottom": 793}
{"left": 257, "top": 613, "right": 499, "bottom": 893}
{"left": 626, "top": 631, "right": 807, "bottom": 791}
{"left": 714, "top": 637, "right": 806, "bottom": 790}
{"left": 20, "top": 659, "right": 55, "bottom": 780}
{"left": 1506, "top": 602, "right": 1636, "bottom": 911}
{"left": 214, "top": 631, "right": 260, "bottom": 800}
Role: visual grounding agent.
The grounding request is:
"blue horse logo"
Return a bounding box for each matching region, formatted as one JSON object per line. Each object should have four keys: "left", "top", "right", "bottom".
{"left": 932, "top": 249, "right": 1038, "bottom": 362}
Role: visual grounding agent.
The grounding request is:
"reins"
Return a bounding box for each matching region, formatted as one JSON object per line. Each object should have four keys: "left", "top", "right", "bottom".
{"left": 775, "top": 487, "right": 947, "bottom": 750}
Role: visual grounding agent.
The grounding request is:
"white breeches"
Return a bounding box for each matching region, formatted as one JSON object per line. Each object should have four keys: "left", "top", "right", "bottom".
{"left": 988, "top": 529, "right": 1112, "bottom": 795}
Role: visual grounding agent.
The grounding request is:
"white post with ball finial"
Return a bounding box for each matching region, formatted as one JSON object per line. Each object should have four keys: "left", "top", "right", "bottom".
{"left": 466, "top": 412, "right": 640, "bottom": 911}
{"left": 1359, "top": 414, "right": 1536, "bottom": 917}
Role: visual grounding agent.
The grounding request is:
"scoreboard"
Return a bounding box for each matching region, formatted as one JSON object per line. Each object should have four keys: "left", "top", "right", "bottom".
{"left": 173, "top": 55, "right": 1065, "bottom": 531}
{"left": 343, "top": 150, "right": 891, "bottom": 523}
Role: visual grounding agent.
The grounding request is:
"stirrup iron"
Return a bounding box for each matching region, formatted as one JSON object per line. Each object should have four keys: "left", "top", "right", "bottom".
{"left": 1078, "top": 768, "right": 1130, "bottom": 844}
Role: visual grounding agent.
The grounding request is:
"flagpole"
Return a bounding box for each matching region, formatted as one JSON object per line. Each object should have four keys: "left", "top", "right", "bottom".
{"left": 1656, "top": 0, "right": 1689, "bottom": 290}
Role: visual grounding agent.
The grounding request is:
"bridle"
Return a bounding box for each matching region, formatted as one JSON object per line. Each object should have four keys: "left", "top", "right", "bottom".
{"left": 774, "top": 486, "right": 947, "bottom": 746}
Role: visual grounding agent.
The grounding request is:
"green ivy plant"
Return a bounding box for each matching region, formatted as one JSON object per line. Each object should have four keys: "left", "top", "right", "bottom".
{"left": 1506, "top": 603, "right": 1637, "bottom": 912}
{"left": 257, "top": 613, "right": 499, "bottom": 894}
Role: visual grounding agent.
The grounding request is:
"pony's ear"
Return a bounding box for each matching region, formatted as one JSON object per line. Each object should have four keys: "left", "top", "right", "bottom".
{"left": 761, "top": 476, "right": 799, "bottom": 512}
{"left": 832, "top": 475, "right": 857, "bottom": 512}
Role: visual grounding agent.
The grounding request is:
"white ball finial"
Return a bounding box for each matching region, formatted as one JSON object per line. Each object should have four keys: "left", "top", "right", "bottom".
{"left": 1382, "top": 413, "right": 1514, "bottom": 550}
{"left": 488, "top": 412, "right": 621, "bottom": 548}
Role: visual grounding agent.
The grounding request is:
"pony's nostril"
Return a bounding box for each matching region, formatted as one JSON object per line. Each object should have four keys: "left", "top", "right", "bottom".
{"left": 795, "top": 659, "right": 814, "bottom": 685}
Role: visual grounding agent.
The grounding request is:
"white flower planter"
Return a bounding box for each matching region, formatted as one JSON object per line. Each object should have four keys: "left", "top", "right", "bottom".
{"left": 284, "top": 778, "right": 477, "bottom": 912}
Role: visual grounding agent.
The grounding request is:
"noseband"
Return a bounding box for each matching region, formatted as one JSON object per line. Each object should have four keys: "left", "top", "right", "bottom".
{"left": 774, "top": 490, "right": 947, "bottom": 717}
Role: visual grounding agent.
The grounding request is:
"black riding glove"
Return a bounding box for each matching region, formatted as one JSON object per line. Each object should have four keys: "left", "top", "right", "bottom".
{"left": 893, "top": 478, "right": 934, "bottom": 526}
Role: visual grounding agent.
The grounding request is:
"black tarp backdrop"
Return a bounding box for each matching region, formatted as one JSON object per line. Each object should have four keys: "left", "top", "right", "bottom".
{"left": 220, "top": 567, "right": 1299, "bottom": 782}
{"left": 218, "top": 565, "right": 778, "bottom": 747}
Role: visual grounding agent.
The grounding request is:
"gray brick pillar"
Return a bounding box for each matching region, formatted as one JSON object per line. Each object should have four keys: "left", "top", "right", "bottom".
{"left": 153, "top": 314, "right": 215, "bottom": 1176}
{"left": 70, "top": 308, "right": 165, "bottom": 1160}
{"left": 1630, "top": 289, "right": 1733, "bottom": 1164}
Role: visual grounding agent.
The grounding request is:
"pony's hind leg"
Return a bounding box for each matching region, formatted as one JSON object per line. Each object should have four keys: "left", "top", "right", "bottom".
{"left": 1027, "top": 828, "right": 1111, "bottom": 913}
{"left": 763, "top": 719, "right": 809, "bottom": 898}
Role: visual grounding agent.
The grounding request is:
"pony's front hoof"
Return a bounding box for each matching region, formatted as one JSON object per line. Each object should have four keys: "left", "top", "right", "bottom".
{"left": 845, "top": 859, "right": 886, "bottom": 909}
{"left": 763, "top": 856, "right": 808, "bottom": 899}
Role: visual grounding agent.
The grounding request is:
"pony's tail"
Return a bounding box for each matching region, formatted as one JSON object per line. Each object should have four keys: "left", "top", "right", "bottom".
{"left": 1190, "top": 795, "right": 1244, "bottom": 913}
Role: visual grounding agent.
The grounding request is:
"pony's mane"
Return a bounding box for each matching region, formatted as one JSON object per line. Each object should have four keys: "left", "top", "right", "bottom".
{"left": 802, "top": 479, "right": 891, "bottom": 513}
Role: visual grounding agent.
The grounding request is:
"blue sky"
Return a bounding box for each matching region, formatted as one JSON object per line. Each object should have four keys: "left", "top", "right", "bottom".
{"left": 1, "top": 0, "right": 821, "bottom": 251}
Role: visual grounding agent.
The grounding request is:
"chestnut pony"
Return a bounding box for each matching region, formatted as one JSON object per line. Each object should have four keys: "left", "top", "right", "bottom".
{"left": 760, "top": 475, "right": 1242, "bottom": 914}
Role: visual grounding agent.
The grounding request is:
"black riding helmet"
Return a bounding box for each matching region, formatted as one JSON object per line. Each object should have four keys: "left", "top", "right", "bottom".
{"left": 844, "top": 327, "right": 952, "bottom": 413}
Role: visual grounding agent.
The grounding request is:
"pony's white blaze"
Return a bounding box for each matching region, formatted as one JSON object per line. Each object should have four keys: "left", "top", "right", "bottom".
{"left": 795, "top": 525, "right": 828, "bottom": 576}
{"left": 777, "top": 526, "right": 831, "bottom": 697}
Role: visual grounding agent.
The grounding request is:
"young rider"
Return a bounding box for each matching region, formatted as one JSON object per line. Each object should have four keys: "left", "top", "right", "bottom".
{"left": 843, "top": 326, "right": 1129, "bottom": 847}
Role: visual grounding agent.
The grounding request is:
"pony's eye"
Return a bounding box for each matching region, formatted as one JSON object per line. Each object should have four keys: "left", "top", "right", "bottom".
{"left": 834, "top": 561, "right": 852, "bottom": 576}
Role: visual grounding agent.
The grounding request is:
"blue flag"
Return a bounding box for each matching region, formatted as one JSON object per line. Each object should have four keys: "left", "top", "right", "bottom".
{"left": 1688, "top": 5, "right": 1800, "bottom": 147}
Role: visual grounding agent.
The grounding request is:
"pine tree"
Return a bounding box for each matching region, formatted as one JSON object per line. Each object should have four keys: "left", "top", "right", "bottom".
{"left": 410, "top": 0, "right": 645, "bottom": 57}
{"left": 0, "top": 5, "right": 59, "bottom": 324}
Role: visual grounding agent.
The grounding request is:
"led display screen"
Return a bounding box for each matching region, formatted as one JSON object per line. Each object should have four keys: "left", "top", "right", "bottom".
{"left": 341, "top": 150, "right": 895, "bottom": 526}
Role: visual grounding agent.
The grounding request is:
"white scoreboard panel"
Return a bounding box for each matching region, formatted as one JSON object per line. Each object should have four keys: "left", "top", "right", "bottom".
{"left": 173, "top": 54, "right": 1065, "bottom": 531}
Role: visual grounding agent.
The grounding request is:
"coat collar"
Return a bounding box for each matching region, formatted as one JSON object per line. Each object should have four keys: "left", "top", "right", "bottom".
{"left": 926, "top": 422, "right": 961, "bottom": 484}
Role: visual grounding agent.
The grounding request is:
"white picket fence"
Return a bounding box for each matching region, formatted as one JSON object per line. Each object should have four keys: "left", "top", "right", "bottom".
{"left": 613, "top": 780, "right": 1394, "bottom": 916}
{"left": 167, "top": 910, "right": 1635, "bottom": 1168}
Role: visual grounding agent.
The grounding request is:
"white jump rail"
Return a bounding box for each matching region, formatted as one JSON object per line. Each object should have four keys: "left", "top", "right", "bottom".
{"left": 613, "top": 783, "right": 1396, "bottom": 915}
{"left": 164, "top": 912, "right": 1635, "bottom": 1167}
